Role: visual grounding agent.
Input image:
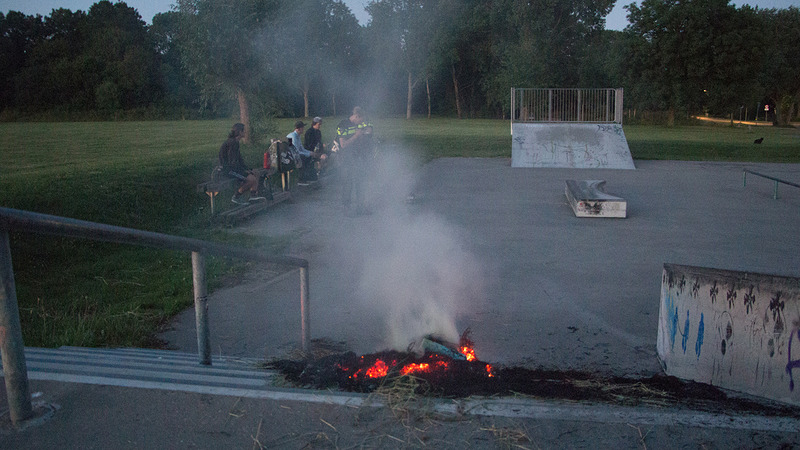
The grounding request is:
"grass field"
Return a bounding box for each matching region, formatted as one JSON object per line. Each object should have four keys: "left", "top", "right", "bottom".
{"left": 1, "top": 118, "right": 798, "bottom": 348}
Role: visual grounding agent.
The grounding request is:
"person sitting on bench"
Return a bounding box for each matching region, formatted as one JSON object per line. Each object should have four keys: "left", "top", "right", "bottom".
{"left": 219, "top": 123, "right": 265, "bottom": 204}
{"left": 287, "top": 120, "right": 326, "bottom": 185}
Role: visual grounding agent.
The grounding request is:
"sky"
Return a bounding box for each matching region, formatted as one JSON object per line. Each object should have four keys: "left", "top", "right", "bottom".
{"left": 2, "top": 0, "right": 798, "bottom": 31}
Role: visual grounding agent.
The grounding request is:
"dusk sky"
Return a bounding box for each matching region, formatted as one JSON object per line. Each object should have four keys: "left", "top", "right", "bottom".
{"left": 2, "top": 0, "right": 798, "bottom": 31}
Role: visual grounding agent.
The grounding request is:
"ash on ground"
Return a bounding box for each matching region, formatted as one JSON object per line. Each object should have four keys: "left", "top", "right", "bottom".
{"left": 266, "top": 339, "right": 799, "bottom": 417}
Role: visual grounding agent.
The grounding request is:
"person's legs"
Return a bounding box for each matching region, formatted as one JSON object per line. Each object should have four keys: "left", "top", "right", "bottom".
{"left": 232, "top": 173, "right": 263, "bottom": 203}
{"left": 342, "top": 163, "right": 357, "bottom": 210}
{"left": 299, "top": 156, "right": 317, "bottom": 182}
{"left": 243, "top": 173, "right": 258, "bottom": 193}
{"left": 353, "top": 158, "right": 367, "bottom": 212}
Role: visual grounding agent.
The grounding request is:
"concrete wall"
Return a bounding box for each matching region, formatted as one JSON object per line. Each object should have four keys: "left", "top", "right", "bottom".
{"left": 658, "top": 264, "right": 800, "bottom": 406}
{"left": 511, "top": 123, "right": 635, "bottom": 169}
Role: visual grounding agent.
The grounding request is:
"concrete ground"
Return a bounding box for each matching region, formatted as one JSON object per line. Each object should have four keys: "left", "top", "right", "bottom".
{"left": 5, "top": 157, "right": 800, "bottom": 447}
{"left": 165, "top": 158, "right": 800, "bottom": 378}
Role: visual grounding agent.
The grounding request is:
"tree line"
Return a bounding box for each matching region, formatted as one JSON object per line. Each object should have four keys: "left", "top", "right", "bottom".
{"left": 1, "top": 0, "right": 798, "bottom": 129}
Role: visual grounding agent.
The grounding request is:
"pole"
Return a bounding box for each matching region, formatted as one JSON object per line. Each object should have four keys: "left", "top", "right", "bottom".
{"left": 0, "top": 230, "right": 33, "bottom": 424}
{"left": 300, "top": 267, "right": 310, "bottom": 353}
{"left": 191, "top": 252, "right": 211, "bottom": 365}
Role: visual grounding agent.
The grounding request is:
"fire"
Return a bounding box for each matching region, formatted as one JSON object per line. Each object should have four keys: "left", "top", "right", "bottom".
{"left": 340, "top": 330, "right": 495, "bottom": 382}
{"left": 365, "top": 360, "right": 388, "bottom": 378}
{"left": 460, "top": 346, "right": 476, "bottom": 361}
{"left": 400, "top": 363, "right": 429, "bottom": 376}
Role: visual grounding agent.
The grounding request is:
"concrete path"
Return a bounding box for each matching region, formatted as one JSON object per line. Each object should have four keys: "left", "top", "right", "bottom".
{"left": 161, "top": 158, "right": 800, "bottom": 379}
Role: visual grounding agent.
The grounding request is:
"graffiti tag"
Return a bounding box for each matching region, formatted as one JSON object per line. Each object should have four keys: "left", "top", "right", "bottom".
{"left": 695, "top": 313, "right": 704, "bottom": 360}
{"left": 787, "top": 328, "right": 800, "bottom": 391}
{"left": 743, "top": 285, "right": 756, "bottom": 314}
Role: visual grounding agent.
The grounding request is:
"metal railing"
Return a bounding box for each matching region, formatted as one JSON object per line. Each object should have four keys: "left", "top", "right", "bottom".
{"left": 0, "top": 207, "right": 310, "bottom": 425}
{"left": 743, "top": 169, "right": 800, "bottom": 199}
{"left": 511, "top": 88, "right": 624, "bottom": 124}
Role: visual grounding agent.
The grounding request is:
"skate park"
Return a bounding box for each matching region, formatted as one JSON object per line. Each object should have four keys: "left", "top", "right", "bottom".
{"left": 161, "top": 157, "right": 800, "bottom": 377}
{"left": 159, "top": 89, "right": 800, "bottom": 405}
{"left": 3, "top": 90, "right": 799, "bottom": 446}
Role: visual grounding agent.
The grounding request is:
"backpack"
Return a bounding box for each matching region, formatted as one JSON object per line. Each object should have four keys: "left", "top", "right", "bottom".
{"left": 272, "top": 139, "right": 302, "bottom": 172}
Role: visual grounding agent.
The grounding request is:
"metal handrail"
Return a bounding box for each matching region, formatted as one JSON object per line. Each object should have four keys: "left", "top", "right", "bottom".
{"left": 743, "top": 169, "right": 800, "bottom": 199}
{"left": 0, "top": 206, "right": 310, "bottom": 424}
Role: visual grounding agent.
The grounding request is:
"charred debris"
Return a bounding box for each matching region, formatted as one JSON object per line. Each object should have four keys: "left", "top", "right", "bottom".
{"left": 266, "top": 331, "right": 799, "bottom": 416}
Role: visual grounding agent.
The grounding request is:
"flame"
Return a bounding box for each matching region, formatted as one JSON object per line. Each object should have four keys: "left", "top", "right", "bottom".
{"left": 365, "top": 360, "right": 388, "bottom": 378}
{"left": 460, "top": 346, "right": 476, "bottom": 361}
{"left": 339, "top": 330, "right": 496, "bottom": 382}
{"left": 400, "top": 363, "right": 429, "bottom": 376}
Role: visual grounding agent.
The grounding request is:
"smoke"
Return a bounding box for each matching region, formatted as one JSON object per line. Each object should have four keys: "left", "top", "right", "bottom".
{"left": 242, "top": 4, "right": 482, "bottom": 350}
{"left": 351, "top": 146, "right": 484, "bottom": 351}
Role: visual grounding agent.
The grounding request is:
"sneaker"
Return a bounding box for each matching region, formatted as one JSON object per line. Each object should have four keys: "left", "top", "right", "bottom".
{"left": 232, "top": 193, "right": 248, "bottom": 205}
{"left": 297, "top": 181, "right": 310, "bottom": 186}
{"left": 249, "top": 194, "right": 266, "bottom": 202}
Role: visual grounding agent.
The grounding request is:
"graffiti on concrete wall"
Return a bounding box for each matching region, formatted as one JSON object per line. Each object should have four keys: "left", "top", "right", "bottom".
{"left": 788, "top": 328, "right": 800, "bottom": 391}
{"left": 510, "top": 123, "right": 635, "bottom": 169}
{"left": 658, "top": 264, "right": 800, "bottom": 406}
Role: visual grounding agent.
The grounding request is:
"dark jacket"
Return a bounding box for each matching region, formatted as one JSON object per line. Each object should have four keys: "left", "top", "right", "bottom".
{"left": 218, "top": 137, "right": 248, "bottom": 172}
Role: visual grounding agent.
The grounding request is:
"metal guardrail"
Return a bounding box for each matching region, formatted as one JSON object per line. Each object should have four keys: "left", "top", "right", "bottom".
{"left": 0, "top": 206, "right": 310, "bottom": 425}
{"left": 511, "top": 88, "right": 624, "bottom": 124}
{"left": 742, "top": 169, "right": 800, "bottom": 199}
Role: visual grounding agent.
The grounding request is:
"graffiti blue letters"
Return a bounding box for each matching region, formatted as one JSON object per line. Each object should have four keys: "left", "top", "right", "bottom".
{"left": 696, "top": 313, "right": 704, "bottom": 360}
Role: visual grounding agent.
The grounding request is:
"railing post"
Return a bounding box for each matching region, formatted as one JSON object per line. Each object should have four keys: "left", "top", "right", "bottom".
{"left": 191, "top": 252, "right": 211, "bottom": 365}
{"left": 0, "top": 230, "right": 34, "bottom": 424}
{"left": 743, "top": 170, "right": 747, "bottom": 187}
{"left": 774, "top": 181, "right": 779, "bottom": 200}
{"left": 300, "top": 267, "right": 310, "bottom": 353}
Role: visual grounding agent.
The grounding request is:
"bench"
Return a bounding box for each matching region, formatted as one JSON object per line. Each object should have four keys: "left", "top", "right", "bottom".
{"left": 216, "top": 190, "right": 292, "bottom": 225}
{"left": 564, "top": 180, "right": 627, "bottom": 218}
{"left": 196, "top": 166, "right": 292, "bottom": 224}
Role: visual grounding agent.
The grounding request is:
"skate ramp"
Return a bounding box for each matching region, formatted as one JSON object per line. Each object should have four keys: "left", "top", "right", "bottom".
{"left": 511, "top": 123, "right": 635, "bottom": 169}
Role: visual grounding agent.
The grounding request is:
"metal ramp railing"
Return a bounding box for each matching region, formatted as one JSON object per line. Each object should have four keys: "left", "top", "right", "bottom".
{"left": 743, "top": 169, "right": 800, "bottom": 199}
{"left": 0, "top": 206, "right": 309, "bottom": 425}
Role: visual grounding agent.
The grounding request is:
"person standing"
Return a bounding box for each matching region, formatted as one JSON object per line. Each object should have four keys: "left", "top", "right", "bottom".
{"left": 219, "top": 123, "right": 265, "bottom": 204}
{"left": 336, "top": 107, "right": 372, "bottom": 214}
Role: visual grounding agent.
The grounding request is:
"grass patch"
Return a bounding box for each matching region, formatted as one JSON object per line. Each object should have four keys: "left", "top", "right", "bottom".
{"left": 0, "top": 118, "right": 798, "bottom": 349}
{"left": 624, "top": 124, "right": 800, "bottom": 162}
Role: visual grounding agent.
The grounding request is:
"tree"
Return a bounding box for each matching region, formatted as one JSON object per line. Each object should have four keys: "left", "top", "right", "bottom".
{"left": 366, "top": 0, "right": 439, "bottom": 119}
{"left": 82, "top": 1, "right": 161, "bottom": 111}
{"left": 0, "top": 11, "right": 47, "bottom": 110}
{"left": 175, "top": 0, "right": 282, "bottom": 141}
{"left": 4, "top": 2, "right": 161, "bottom": 114}
{"left": 264, "top": 0, "right": 361, "bottom": 118}
{"left": 313, "top": 0, "right": 362, "bottom": 116}
{"left": 757, "top": 7, "right": 800, "bottom": 125}
{"left": 424, "top": 0, "right": 493, "bottom": 118}
{"left": 482, "top": 0, "right": 614, "bottom": 116}
{"left": 623, "top": 0, "right": 763, "bottom": 124}
{"left": 150, "top": 11, "right": 205, "bottom": 114}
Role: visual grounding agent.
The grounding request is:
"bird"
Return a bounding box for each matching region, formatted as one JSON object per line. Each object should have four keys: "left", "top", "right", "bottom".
{"left": 754, "top": 137, "right": 764, "bottom": 144}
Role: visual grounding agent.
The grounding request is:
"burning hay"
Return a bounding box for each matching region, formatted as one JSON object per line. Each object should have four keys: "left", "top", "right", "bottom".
{"left": 266, "top": 331, "right": 800, "bottom": 415}
{"left": 270, "top": 332, "right": 495, "bottom": 397}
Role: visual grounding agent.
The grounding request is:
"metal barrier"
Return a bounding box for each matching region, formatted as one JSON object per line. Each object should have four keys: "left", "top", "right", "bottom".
{"left": 742, "top": 169, "right": 800, "bottom": 199}
{"left": 0, "top": 206, "right": 310, "bottom": 424}
{"left": 511, "top": 88, "right": 624, "bottom": 124}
